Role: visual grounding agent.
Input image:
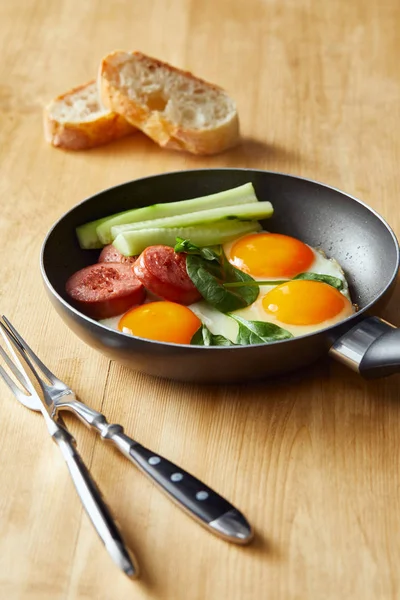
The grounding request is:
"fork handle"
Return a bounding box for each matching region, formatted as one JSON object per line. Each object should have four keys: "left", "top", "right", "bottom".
{"left": 61, "top": 401, "right": 252, "bottom": 543}
{"left": 52, "top": 425, "right": 139, "bottom": 578}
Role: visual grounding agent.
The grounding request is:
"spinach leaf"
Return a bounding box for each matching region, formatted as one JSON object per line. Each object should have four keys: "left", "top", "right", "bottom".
{"left": 191, "top": 324, "right": 235, "bottom": 346}
{"left": 293, "top": 272, "right": 343, "bottom": 290}
{"left": 174, "top": 238, "right": 219, "bottom": 262}
{"left": 230, "top": 314, "right": 293, "bottom": 345}
{"left": 186, "top": 253, "right": 259, "bottom": 313}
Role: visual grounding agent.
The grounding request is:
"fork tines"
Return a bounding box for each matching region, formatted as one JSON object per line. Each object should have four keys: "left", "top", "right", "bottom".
{"left": 0, "top": 318, "right": 35, "bottom": 401}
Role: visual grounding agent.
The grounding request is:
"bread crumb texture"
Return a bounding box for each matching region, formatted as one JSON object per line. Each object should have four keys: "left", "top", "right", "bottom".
{"left": 100, "top": 51, "right": 240, "bottom": 155}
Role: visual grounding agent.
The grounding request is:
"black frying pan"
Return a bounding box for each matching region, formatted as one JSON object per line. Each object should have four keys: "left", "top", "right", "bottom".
{"left": 40, "top": 169, "right": 400, "bottom": 384}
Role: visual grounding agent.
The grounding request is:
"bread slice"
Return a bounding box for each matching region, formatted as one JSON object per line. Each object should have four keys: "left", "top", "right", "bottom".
{"left": 44, "top": 80, "right": 136, "bottom": 150}
{"left": 98, "top": 51, "right": 240, "bottom": 155}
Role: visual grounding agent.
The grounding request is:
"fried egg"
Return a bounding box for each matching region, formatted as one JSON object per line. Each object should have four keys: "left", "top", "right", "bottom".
{"left": 100, "top": 232, "right": 355, "bottom": 344}
{"left": 223, "top": 232, "right": 351, "bottom": 294}
{"left": 224, "top": 232, "right": 315, "bottom": 278}
{"left": 190, "top": 232, "right": 355, "bottom": 341}
{"left": 100, "top": 300, "right": 201, "bottom": 344}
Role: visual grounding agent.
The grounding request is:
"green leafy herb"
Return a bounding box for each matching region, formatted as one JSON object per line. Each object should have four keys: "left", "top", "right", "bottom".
{"left": 230, "top": 314, "right": 293, "bottom": 345}
{"left": 293, "top": 272, "right": 344, "bottom": 290}
{"left": 191, "top": 324, "right": 235, "bottom": 346}
{"left": 186, "top": 252, "right": 259, "bottom": 313}
{"left": 174, "top": 238, "right": 218, "bottom": 262}
{"left": 176, "top": 238, "right": 260, "bottom": 312}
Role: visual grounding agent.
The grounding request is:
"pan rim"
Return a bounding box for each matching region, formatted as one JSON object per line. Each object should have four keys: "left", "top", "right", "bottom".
{"left": 40, "top": 168, "right": 400, "bottom": 351}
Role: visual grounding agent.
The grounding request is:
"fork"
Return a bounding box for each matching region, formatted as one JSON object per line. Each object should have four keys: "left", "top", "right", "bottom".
{"left": 0, "top": 316, "right": 253, "bottom": 544}
{"left": 0, "top": 317, "right": 138, "bottom": 578}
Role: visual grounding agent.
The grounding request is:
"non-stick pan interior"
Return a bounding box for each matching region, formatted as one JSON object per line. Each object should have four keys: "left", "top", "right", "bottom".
{"left": 42, "top": 169, "right": 399, "bottom": 312}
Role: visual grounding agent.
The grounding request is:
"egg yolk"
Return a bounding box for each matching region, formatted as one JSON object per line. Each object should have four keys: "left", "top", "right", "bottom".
{"left": 262, "top": 280, "right": 350, "bottom": 325}
{"left": 228, "top": 233, "right": 315, "bottom": 278}
{"left": 118, "top": 301, "right": 201, "bottom": 344}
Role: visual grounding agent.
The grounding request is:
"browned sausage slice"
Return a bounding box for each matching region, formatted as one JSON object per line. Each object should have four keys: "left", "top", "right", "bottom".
{"left": 133, "top": 245, "right": 202, "bottom": 305}
{"left": 65, "top": 262, "right": 145, "bottom": 320}
{"left": 98, "top": 244, "right": 137, "bottom": 264}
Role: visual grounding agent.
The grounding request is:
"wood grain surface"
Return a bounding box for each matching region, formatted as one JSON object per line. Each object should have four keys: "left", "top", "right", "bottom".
{"left": 1, "top": 0, "right": 400, "bottom": 598}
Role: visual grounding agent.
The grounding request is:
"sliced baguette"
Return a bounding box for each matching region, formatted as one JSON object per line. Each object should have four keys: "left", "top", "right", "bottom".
{"left": 98, "top": 51, "right": 240, "bottom": 155}
{"left": 44, "top": 80, "right": 136, "bottom": 150}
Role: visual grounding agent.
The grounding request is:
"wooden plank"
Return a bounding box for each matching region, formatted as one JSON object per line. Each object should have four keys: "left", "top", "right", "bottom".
{"left": 0, "top": 0, "right": 399, "bottom": 598}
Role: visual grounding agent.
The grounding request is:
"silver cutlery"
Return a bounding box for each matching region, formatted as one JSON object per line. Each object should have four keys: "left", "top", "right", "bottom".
{"left": 0, "top": 317, "right": 138, "bottom": 578}
{"left": 0, "top": 316, "right": 253, "bottom": 562}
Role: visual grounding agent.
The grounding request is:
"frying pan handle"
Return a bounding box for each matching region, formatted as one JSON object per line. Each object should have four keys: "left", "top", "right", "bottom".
{"left": 359, "top": 327, "right": 400, "bottom": 378}
{"left": 329, "top": 316, "right": 400, "bottom": 379}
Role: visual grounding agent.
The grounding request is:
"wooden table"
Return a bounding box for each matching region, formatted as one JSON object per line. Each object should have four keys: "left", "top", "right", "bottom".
{"left": 1, "top": 0, "right": 400, "bottom": 598}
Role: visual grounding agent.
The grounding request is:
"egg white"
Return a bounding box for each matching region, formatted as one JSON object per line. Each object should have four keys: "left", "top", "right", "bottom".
{"left": 228, "top": 288, "right": 354, "bottom": 338}
{"left": 99, "top": 234, "right": 355, "bottom": 342}
{"left": 99, "top": 314, "right": 123, "bottom": 331}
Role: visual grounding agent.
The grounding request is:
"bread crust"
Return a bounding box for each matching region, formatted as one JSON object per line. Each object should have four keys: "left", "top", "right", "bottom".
{"left": 99, "top": 52, "right": 239, "bottom": 155}
{"left": 44, "top": 80, "right": 136, "bottom": 150}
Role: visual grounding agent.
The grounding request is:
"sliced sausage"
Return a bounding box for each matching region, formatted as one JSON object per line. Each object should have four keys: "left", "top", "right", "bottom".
{"left": 133, "top": 245, "right": 202, "bottom": 305}
{"left": 98, "top": 244, "right": 137, "bottom": 264}
{"left": 65, "top": 262, "right": 145, "bottom": 320}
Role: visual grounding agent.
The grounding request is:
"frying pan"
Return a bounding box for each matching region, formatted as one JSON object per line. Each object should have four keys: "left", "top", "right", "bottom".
{"left": 40, "top": 169, "right": 400, "bottom": 384}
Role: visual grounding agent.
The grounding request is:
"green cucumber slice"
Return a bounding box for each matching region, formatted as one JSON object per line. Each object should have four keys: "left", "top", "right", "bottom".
{"left": 95, "top": 183, "right": 259, "bottom": 245}
{"left": 110, "top": 202, "right": 273, "bottom": 240}
{"left": 112, "top": 220, "right": 262, "bottom": 256}
{"left": 76, "top": 214, "right": 119, "bottom": 250}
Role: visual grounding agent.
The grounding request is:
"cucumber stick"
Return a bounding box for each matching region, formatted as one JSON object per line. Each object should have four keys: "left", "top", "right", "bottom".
{"left": 76, "top": 215, "right": 114, "bottom": 250}
{"left": 76, "top": 211, "right": 128, "bottom": 249}
{"left": 110, "top": 201, "right": 273, "bottom": 240}
{"left": 113, "top": 220, "right": 262, "bottom": 256}
{"left": 95, "top": 183, "right": 259, "bottom": 245}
